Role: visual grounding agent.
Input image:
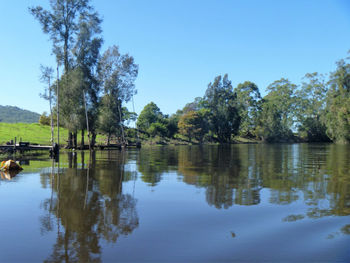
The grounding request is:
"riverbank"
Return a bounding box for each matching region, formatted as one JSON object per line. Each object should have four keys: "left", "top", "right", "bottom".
{"left": 139, "top": 135, "right": 261, "bottom": 146}
{"left": 0, "top": 123, "right": 334, "bottom": 151}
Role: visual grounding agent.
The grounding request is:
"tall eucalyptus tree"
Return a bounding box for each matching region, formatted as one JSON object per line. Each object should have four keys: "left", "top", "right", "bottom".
{"left": 30, "top": 0, "right": 102, "bottom": 148}
{"left": 98, "top": 46, "right": 138, "bottom": 145}
{"left": 204, "top": 74, "right": 241, "bottom": 143}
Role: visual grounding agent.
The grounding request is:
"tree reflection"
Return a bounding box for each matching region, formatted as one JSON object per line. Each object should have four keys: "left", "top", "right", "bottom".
{"left": 277, "top": 144, "right": 350, "bottom": 222}
{"left": 175, "top": 143, "right": 350, "bottom": 217}
{"left": 137, "top": 146, "right": 178, "bottom": 186}
{"left": 177, "top": 145, "right": 262, "bottom": 208}
{"left": 39, "top": 151, "right": 139, "bottom": 262}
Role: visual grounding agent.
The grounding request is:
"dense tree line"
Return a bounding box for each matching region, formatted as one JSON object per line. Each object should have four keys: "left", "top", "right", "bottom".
{"left": 137, "top": 52, "right": 350, "bottom": 144}
{"left": 31, "top": 0, "right": 138, "bottom": 148}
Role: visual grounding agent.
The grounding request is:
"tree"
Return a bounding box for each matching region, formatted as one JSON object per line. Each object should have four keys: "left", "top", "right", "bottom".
{"left": 178, "top": 111, "right": 200, "bottom": 142}
{"left": 147, "top": 122, "right": 167, "bottom": 138}
{"left": 98, "top": 94, "right": 119, "bottom": 145}
{"left": 234, "top": 81, "right": 261, "bottom": 137}
{"left": 29, "top": 0, "right": 96, "bottom": 72}
{"left": 165, "top": 114, "right": 179, "bottom": 138}
{"left": 98, "top": 45, "right": 138, "bottom": 143}
{"left": 324, "top": 57, "right": 350, "bottom": 143}
{"left": 39, "top": 65, "right": 55, "bottom": 143}
{"left": 136, "top": 102, "right": 164, "bottom": 132}
{"left": 257, "top": 78, "right": 297, "bottom": 142}
{"left": 39, "top": 112, "right": 51, "bottom": 126}
{"left": 204, "top": 74, "right": 241, "bottom": 143}
{"left": 30, "top": 0, "right": 103, "bottom": 148}
{"left": 256, "top": 99, "right": 285, "bottom": 142}
{"left": 182, "top": 97, "right": 204, "bottom": 114}
{"left": 178, "top": 109, "right": 209, "bottom": 143}
{"left": 57, "top": 68, "right": 86, "bottom": 147}
{"left": 73, "top": 11, "right": 103, "bottom": 147}
{"left": 296, "top": 73, "right": 329, "bottom": 142}
{"left": 266, "top": 78, "right": 298, "bottom": 131}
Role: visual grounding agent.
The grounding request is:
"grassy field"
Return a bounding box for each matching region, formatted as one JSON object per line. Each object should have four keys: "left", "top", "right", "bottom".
{"left": 0, "top": 123, "right": 106, "bottom": 145}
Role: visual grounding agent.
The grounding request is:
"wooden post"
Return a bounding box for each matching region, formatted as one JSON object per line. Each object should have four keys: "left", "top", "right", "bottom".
{"left": 118, "top": 102, "right": 126, "bottom": 146}
{"left": 83, "top": 89, "right": 91, "bottom": 151}
{"left": 132, "top": 95, "right": 140, "bottom": 142}
{"left": 56, "top": 65, "right": 60, "bottom": 148}
{"left": 49, "top": 75, "right": 54, "bottom": 145}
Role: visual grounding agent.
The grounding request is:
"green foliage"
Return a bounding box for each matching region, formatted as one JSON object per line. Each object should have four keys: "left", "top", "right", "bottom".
{"left": 178, "top": 110, "right": 209, "bottom": 143}
{"left": 147, "top": 122, "right": 167, "bottom": 137}
{"left": 58, "top": 68, "right": 86, "bottom": 132}
{"left": 0, "top": 105, "right": 40, "bottom": 124}
{"left": 29, "top": 0, "right": 96, "bottom": 71}
{"left": 324, "top": 58, "right": 350, "bottom": 143}
{"left": 98, "top": 94, "right": 119, "bottom": 144}
{"left": 178, "top": 111, "right": 201, "bottom": 142}
{"left": 30, "top": 1, "right": 141, "bottom": 146}
{"left": 97, "top": 46, "right": 138, "bottom": 143}
{"left": 39, "top": 112, "right": 50, "bottom": 126}
{"left": 234, "top": 81, "right": 261, "bottom": 137}
{"left": 266, "top": 78, "right": 298, "bottom": 131}
{"left": 182, "top": 97, "right": 204, "bottom": 114}
{"left": 98, "top": 45, "right": 138, "bottom": 104}
{"left": 296, "top": 73, "right": 330, "bottom": 141}
{"left": 298, "top": 117, "right": 329, "bottom": 142}
{"left": 165, "top": 114, "right": 179, "bottom": 138}
{"left": 256, "top": 100, "right": 285, "bottom": 142}
{"left": 204, "top": 74, "right": 241, "bottom": 142}
{"left": 137, "top": 102, "right": 164, "bottom": 132}
{"left": 256, "top": 79, "right": 297, "bottom": 142}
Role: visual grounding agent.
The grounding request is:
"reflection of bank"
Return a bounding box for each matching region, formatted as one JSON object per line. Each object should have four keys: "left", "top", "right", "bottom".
{"left": 177, "top": 145, "right": 262, "bottom": 209}
{"left": 39, "top": 151, "right": 139, "bottom": 262}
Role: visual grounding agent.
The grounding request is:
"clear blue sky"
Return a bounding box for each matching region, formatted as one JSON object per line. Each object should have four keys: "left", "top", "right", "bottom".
{"left": 1, "top": 0, "right": 350, "bottom": 116}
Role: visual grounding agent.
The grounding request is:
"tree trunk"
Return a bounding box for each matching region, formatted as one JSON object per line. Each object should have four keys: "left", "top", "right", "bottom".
{"left": 73, "top": 151, "right": 77, "bottom": 168}
{"left": 68, "top": 132, "right": 72, "bottom": 148}
{"left": 91, "top": 132, "right": 96, "bottom": 148}
{"left": 81, "top": 151, "right": 85, "bottom": 169}
{"left": 81, "top": 129, "right": 85, "bottom": 149}
{"left": 107, "top": 133, "right": 111, "bottom": 146}
{"left": 68, "top": 152, "right": 73, "bottom": 168}
{"left": 73, "top": 132, "right": 77, "bottom": 149}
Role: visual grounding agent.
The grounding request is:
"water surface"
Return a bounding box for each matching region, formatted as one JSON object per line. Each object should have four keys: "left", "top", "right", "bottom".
{"left": 0, "top": 144, "right": 349, "bottom": 262}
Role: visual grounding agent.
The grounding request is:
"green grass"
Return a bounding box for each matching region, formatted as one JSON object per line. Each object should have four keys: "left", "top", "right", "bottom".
{"left": 0, "top": 123, "right": 106, "bottom": 145}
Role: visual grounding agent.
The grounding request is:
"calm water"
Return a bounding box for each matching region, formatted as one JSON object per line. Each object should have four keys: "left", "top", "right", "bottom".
{"left": 0, "top": 144, "right": 349, "bottom": 262}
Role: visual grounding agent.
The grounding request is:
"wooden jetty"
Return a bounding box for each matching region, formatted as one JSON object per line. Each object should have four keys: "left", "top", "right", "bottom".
{"left": 0, "top": 141, "right": 141, "bottom": 153}
{"left": 98, "top": 141, "right": 142, "bottom": 150}
{"left": 0, "top": 143, "right": 53, "bottom": 153}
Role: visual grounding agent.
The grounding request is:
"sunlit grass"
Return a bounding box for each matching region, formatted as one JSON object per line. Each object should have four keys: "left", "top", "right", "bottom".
{"left": 0, "top": 123, "right": 106, "bottom": 145}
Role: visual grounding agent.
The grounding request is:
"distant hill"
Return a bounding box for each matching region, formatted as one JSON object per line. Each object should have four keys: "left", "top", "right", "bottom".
{"left": 0, "top": 105, "right": 40, "bottom": 123}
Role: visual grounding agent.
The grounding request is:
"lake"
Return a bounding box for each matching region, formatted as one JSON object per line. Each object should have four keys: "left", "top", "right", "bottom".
{"left": 0, "top": 144, "right": 349, "bottom": 262}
